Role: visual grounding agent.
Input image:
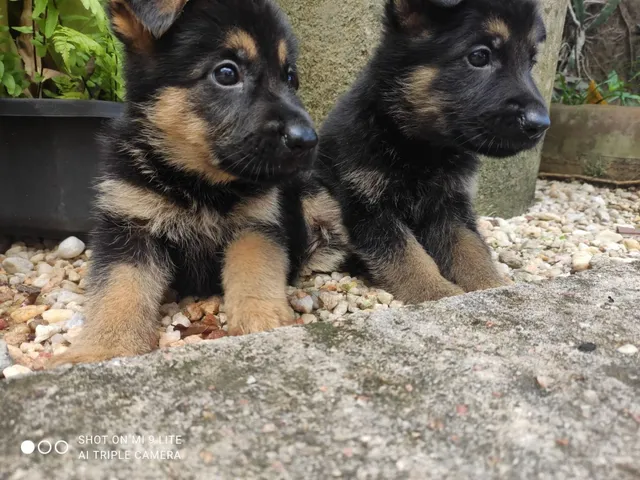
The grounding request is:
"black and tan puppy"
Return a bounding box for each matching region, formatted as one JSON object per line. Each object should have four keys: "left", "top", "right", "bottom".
{"left": 305, "top": 0, "right": 550, "bottom": 303}
{"left": 52, "top": 0, "right": 317, "bottom": 365}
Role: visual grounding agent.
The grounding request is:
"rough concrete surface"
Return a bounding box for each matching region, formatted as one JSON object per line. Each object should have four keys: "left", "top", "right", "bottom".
{"left": 278, "top": 0, "right": 568, "bottom": 218}
{"left": 1, "top": 260, "right": 639, "bottom": 479}
{"left": 541, "top": 104, "right": 640, "bottom": 182}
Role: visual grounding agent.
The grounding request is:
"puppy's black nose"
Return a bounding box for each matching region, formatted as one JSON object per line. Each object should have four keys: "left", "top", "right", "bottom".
{"left": 522, "top": 106, "right": 551, "bottom": 137}
{"left": 283, "top": 124, "right": 318, "bottom": 152}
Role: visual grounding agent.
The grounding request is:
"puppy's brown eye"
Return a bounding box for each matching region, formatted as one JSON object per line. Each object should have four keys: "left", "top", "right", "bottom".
{"left": 213, "top": 63, "right": 240, "bottom": 86}
{"left": 468, "top": 48, "right": 491, "bottom": 68}
{"left": 286, "top": 67, "right": 299, "bottom": 90}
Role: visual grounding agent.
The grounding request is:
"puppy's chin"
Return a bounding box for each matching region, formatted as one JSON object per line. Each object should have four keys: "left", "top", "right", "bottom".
{"left": 220, "top": 149, "right": 316, "bottom": 183}
{"left": 460, "top": 133, "right": 544, "bottom": 158}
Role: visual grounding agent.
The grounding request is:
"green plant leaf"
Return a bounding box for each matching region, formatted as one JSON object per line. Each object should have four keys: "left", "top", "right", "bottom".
{"left": 589, "top": 0, "right": 622, "bottom": 31}
{"left": 0, "top": 62, "right": 4, "bottom": 79}
{"left": 45, "top": 5, "right": 59, "bottom": 38}
{"left": 12, "top": 26, "right": 33, "bottom": 34}
{"left": 59, "top": 91, "right": 87, "bottom": 99}
{"left": 2, "top": 72, "right": 16, "bottom": 92}
{"left": 31, "top": 37, "right": 48, "bottom": 58}
{"left": 605, "top": 70, "right": 621, "bottom": 89}
{"left": 31, "top": 0, "right": 49, "bottom": 20}
{"left": 573, "top": 0, "right": 586, "bottom": 24}
{"left": 33, "top": 0, "right": 48, "bottom": 19}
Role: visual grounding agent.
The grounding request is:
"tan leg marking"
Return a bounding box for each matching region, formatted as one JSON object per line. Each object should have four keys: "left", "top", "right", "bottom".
{"left": 451, "top": 227, "right": 511, "bottom": 292}
{"left": 374, "top": 233, "right": 464, "bottom": 304}
{"left": 49, "top": 263, "right": 169, "bottom": 366}
{"left": 223, "top": 231, "right": 293, "bottom": 336}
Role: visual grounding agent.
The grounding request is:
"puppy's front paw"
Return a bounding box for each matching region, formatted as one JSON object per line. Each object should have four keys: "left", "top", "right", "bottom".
{"left": 396, "top": 278, "right": 465, "bottom": 304}
{"left": 226, "top": 298, "right": 295, "bottom": 336}
{"left": 427, "top": 281, "right": 465, "bottom": 301}
{"left": 499, "top": 275, "right": 515, "bottom": 287}
{"left": 47, "top": 345, "right": 134, "bottom": 368}
{"left": 465, "top": 273, "right": 514, "bottom": 292}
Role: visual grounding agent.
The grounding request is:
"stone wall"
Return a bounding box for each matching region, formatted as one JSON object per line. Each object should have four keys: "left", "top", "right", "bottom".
{"left": 278, "top": 0, "right": 569, "bottom": 218}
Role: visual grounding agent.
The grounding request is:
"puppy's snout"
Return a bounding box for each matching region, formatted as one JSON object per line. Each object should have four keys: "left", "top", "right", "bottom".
{"left": 283, "top": 123, "right": 318, "bottom": 152}
{"left": 521, "top": 105, "right": 550, "bottom": 137}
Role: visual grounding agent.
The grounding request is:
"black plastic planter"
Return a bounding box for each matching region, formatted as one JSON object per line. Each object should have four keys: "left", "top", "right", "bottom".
{"left": 0, "top": 99, "right": 124, "bottom": 238}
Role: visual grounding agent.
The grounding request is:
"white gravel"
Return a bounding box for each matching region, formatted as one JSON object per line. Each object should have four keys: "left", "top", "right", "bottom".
{"left": 1, "top": 180, "right": 638, "bottom": 376}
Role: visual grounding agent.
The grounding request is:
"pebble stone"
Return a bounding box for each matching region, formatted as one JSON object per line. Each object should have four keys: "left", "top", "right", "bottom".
{"left": 572, "top": 252, "right": 593, "bottom": 272}
{"left": 10, "top": 305, "right": 48, "bottom": 323}
{"left": 2, "top": 364, "right": 32, "bottom": 378}
{"left": 290, "top": 295, "right": 314, "bottom": 314}
{"left": 42, "top": 309, "right": 74, "bottom": 323}
{"left": 56, "top": 236, "right": 86, "bottom": 259}
{"left": 2, "top": 257, "right": 33, "bottom": 275}
{"left": 0, "top": 339, "right": 11, "bottom": 371}
{"left": 34, "top": 324, "right": 63, "bottom": 344}
{"left": 617, "top": 344, "right": 638, "bottom": 355}
{"left": 0, "top": 180, "right": 638, "bottom": 376}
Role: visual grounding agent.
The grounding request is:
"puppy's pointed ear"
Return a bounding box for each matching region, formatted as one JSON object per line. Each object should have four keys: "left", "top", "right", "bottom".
{"left": 385, "top": 0, "right": 462, "bottom": 35}
{"left": 109, "top": 0, "right": 188, "bottom": 52}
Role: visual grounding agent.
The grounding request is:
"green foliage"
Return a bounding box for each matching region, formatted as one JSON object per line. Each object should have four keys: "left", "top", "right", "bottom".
{"left": 602, "top": 71, "right": 640, "bottom": 107}
{"left": 553, "top": 74, "right": 589, "bottom": 106}
{"left": 553, "top": 71, "right": 640, "bottom": 107}
{"left": 0, "top": 0, "right": 124, "bottom": 101}
{"left": 0, "top": 16, "right": 30, "bottom": 96}
{"left": 571, "top": 0, "right": 622, "bottom": 32}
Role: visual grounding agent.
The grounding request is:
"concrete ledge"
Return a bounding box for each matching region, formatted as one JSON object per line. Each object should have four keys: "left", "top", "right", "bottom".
{"left": 1, "top": 261, "right": 639, "bottom": 479}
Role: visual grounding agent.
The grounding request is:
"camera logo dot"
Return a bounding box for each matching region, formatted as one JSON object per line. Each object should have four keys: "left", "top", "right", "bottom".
{"left": 55, "top": 441, "right": 69, "bottom": 455}
{"left": 38, "top": 441, "right": 52, "bottom": 455}
{"left": 21, "top": 440, "right": 69, "bottom": 455}
{"left": 21, "top": 440, "right": 35, "bottom": 455}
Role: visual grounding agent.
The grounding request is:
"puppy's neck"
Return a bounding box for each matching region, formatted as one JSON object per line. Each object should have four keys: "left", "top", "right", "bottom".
{"left": 347, "top": 79, "right": 476, "bottom": 175}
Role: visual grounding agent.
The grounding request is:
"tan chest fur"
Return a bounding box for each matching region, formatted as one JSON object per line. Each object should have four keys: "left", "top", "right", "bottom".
{"left": 96, "top": 179, "right": 282, "bottom": 247}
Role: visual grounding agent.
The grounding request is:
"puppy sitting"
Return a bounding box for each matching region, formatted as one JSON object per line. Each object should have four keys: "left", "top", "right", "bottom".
{"left": 52, "top": 0, "right": 317, "bottom": 365}
{"left": 307, "top": 0, "right": 550, "bottom": 303}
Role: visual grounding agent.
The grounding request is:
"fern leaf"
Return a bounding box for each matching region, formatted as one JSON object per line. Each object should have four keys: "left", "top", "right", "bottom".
{"left": 79, "top": 0, "right": 107, "bottom": 26}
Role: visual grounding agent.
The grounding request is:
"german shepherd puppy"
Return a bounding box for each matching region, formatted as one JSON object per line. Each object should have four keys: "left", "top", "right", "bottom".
{"left": 305, "top": 0, "right": 550, "bottom": 303}
{"left": 52, "top": 0, "right": 317, "bottom": 365}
